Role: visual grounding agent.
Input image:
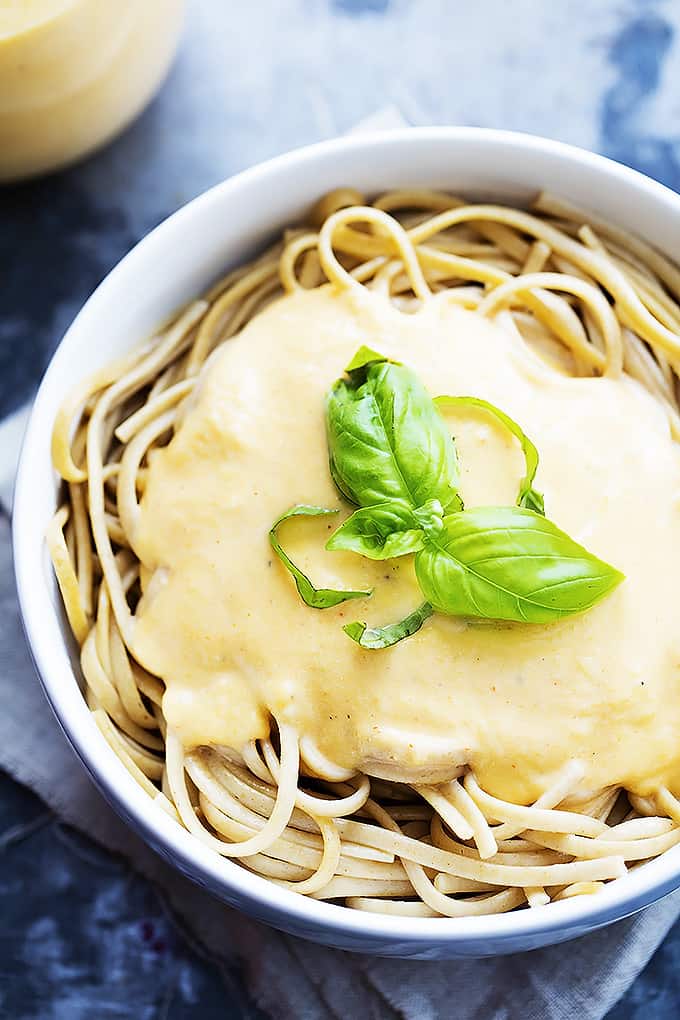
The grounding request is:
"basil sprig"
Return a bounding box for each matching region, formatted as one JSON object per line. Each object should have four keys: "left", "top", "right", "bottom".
{"left": 269, "top": 348, "right": 624, "bottom": 646}
{"left": 269, "top": 506, "right": 371, "bottom": 608}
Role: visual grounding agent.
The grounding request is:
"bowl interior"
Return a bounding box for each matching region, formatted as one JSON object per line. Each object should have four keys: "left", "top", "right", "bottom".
{"left": 13, "top": 127, "right": 680, "bottom": 957}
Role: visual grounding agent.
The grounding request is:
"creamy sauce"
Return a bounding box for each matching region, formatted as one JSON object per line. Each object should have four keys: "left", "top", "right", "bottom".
{"left": 0, "top": 0, "right": 184, "bottom": 181}
{"left": 132, "top": 286, "right": 680, "bottom": 803}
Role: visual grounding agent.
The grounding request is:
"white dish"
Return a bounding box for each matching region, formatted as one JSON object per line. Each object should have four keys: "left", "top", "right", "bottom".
{"left": 13, "top": 127, "right": 680, "bottom": 958}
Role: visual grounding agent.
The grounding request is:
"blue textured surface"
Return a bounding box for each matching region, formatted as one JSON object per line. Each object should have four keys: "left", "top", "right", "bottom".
{"left": 0, "top": 772, "right": 263, "bottom": 1020}
{"left": 2, "top": 0, "right": 680, "bottom": 1015}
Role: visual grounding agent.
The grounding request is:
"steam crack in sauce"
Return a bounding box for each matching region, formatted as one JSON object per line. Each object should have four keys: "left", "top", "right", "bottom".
{"left": 131, "top": 285, "right": 680, "bottom": 805}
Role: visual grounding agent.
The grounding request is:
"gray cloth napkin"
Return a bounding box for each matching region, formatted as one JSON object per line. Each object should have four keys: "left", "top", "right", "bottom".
{"left": 3, "top": 108, "right": 680, "bottom": 1017}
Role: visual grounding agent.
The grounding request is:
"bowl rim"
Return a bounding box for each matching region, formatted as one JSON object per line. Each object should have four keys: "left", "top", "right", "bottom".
{"left": 13, "top": 125, "right": 680, "bottom": 948}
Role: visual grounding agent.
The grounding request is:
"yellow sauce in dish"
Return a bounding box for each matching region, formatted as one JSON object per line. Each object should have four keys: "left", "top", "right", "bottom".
{"left": 131, "top": 285, "right": 680, "bottom": 804}
{"left": 0, "top": 0, "right": 184, "bottom": 181}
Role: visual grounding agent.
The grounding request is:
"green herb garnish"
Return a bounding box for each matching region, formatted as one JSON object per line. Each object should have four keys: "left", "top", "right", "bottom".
{"left": 269, "top": 505, "right": 371, "bottom": 608}
{"left": 343, "top": 602, "right": 435, "bottom": 649}
{"left": 434, "top": 395, "right": 545, "bottom": 514}
{"left": 415, "top": 506, "right": 623, "bottom": 623}
{"left": 325, "top": 352, "right": 463, "bottom": 513}
{"left": 325, "top": 498, "right": 444, "bottom": 560}
{"left": 269, "top": 349, "right": 624, "bottom": 646}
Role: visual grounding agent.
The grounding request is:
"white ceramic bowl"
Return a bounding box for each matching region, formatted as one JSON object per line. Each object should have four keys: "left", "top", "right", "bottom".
{"left": 14, "top": 128, "right": 680, "bottom": 958}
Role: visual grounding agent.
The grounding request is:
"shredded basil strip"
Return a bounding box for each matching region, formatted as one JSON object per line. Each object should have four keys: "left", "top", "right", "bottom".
{"left": 344, "top": 602, "right": 434, "bottom": 649}
{"left": 269, "top": 505, "right": 372, "bottom": 608}
{"left": 435, "top": 395, "right": 545, "bottom": 514}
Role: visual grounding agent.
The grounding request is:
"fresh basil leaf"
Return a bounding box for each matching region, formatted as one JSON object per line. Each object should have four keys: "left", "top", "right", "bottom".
{"left": 269, "top": 505, "right": 372, "bottom": 608}
{"left": 415, "top": 506, "right": 624, "bottom": 623}
{"left": 435, "top": 395, "right": 545, "bottom": 515}
{"left": 326, "top": 358, "right": 463, "bottom": 512}
{"left": 345, "top": 345, "right": 393, "bottom": 376}
{"left": 344, "top": 602, "right": 434, "bottom": 649}
{"left": 326, "top": 501, "right": 425, "bottom": 560}
{"left": 521, "top": 488, "right": 546, "bottom": 515}
{"left": 412, "top": 498, "right": 445, "bottom": 536}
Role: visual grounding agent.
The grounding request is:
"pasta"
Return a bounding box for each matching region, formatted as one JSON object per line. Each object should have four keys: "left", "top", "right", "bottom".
{"left": 48, "top": 188, "right": 680, "bottom": 917}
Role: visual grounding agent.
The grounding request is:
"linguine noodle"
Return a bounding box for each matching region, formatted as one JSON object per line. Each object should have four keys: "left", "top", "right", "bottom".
{"left": 48, "top": 188, "right": 680, "bottom": 917}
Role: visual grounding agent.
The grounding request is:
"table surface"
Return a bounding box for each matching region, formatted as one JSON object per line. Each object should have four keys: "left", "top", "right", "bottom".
{"left": 3, "top": 0, "right": 680, "bottom": 1015}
